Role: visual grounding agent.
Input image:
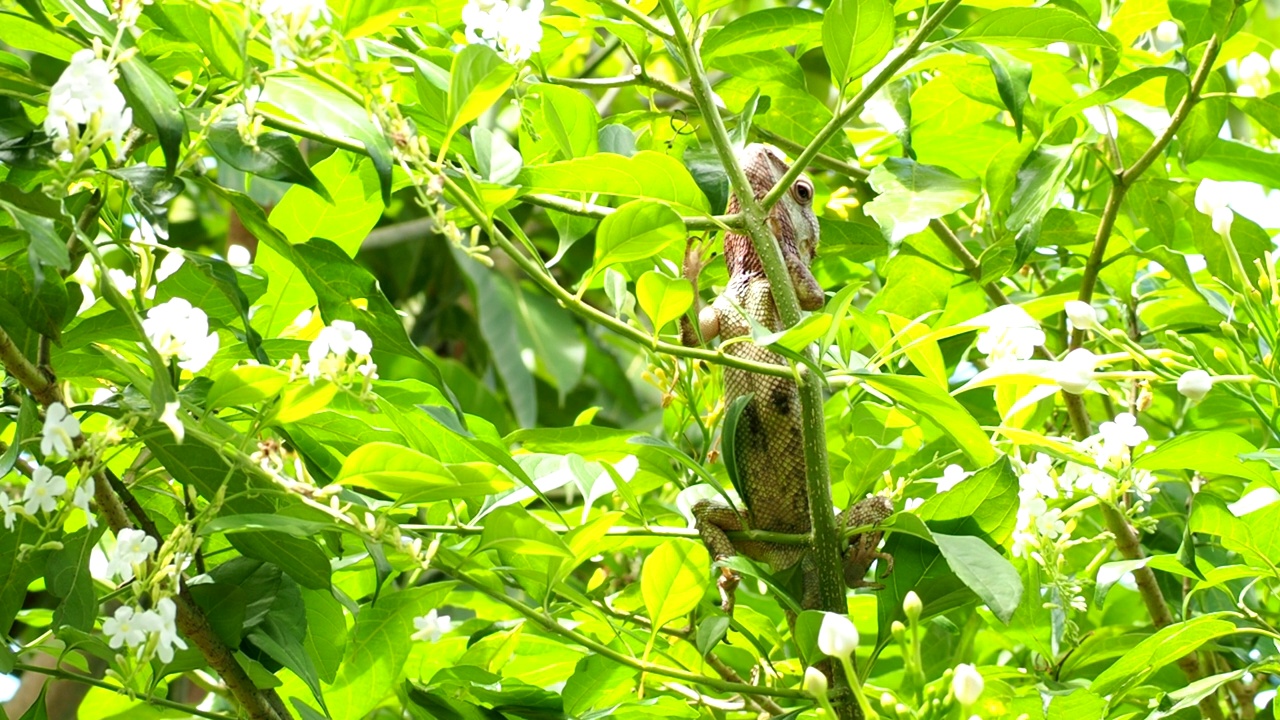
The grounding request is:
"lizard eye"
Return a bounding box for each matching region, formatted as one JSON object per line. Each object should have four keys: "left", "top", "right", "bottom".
{"left": 792, "top": 179, "right": 814, "bottom": 205}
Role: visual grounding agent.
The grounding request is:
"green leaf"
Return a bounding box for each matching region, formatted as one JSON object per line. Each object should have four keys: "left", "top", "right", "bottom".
{"left": 0, "top": 12, "right": 81, "bottom": 59}
{"left": 641, "top": 540, "right": 710, "bottom": 629}
{"left": 856, "top": 373, "right": 997, "bottom": 466}
{"left": 447, "top": 44, "right": 518, "bottom": 145}
{"left": 914, "top": 457, "right": 1020, "bottom": 544}
{"left": 592, "top": 201, "right": 686, "bottom": 272}
{"left": 0, "top": 200, "right": 70, "bottom": 271}
{"left": 262, "top": 75, "right": 393, "bottom": 203}
{"left": 1190, "top": 494, "right": 1280, "bottom": 570}
{"left": 206, "top": 365, "right": 290, "bottom": 409}
{"left": 685, "top": 0, "right": 733, "bottom": 18}
{"left": 337, "top": 442, "right": 512, "bottom": 502}
{"left": 950, "top": 7, "right": 1122, "bottom": 51}
{"left": 863, "top": 159, "right": 981, "bottom": 243}
{"left": 1090, "top": 614, "right": 1238, "bottom": 698}
{"left": 117, "top": 55, "right": 185, "bottom": 175}
{"left": 535, "top": 84, "right": 599, "bottom": 160}
{"left": 1188, "top": 139, "right": 1280, "bottom": 188}
{"left": 230, "top": 531, "right": 331, "bottom": 590}
{"left": 932, "top": 533, "right": 1022, "bottom": 623}
{"left": 471, "top": 126, "right": 523, "bottom": 185}
{"left": 302, "top": 587, "right": 346, "bottom": 683}
{"left": 207, "top": 119, "right": 330, "bottom": 200}
{"left": 636, "top": 271, "right": 693, "bottom": 334}
{"left": 962, "top": 43, "right": 1032, "bottom": 141}
{"left": 0, "top": 262, "right": 68, "bottom": 340}
{"left": 479, "top": 505, "right": 573, "bottom": 601}
{"left": 1134, "top": 431, "right": 1274, "bottom": 485}
{"left": 705, "top": 8, "right": 822, "bottom": 60}
{"left": 0, "top": 523, "right": 43, "bottom": 637}
{"left": 45, "top": 525, "right": 104, "bottom": 632}
{"left": 245, "top": 576, "right": 328, "bottom": 714}
{"left": 160, "top": 1, "right": 246, "bottom": 78}
{"left": 324, "top": 584, "right": 454, "bottom": 719}
{"left": 518, "top": 151, "right": 712, "bottom": 214}
{"left": 822, "top": 0, "right": 895, "bottom": 88}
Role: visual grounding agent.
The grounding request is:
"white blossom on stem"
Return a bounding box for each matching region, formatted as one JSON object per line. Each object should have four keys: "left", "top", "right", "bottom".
{"left": 258, "top": 0, "right": 331, "bottom": 66}
{"left": 1051, "top": 348, "right": 1098, "bottom": 395}
{"left": 1177, "top": 369, "right": 1214, "bottom": 402}
{"left": 932, "top": 464, "right": 972, "bottom": 493}
{"left": 107, "top": 528, "right": 157, "bottom": 582}
{"left": 0, "top": 493, "right": 18, "bottom": 530}
{"left": 41, "top": 402, "right": 81, "bottom": 458}
{"left": 23, "top": 466, "right": 67, "bottom": 515}
{"left": 43, "top": 50, "right": 132, "bottom": 162}
{"left": 1064, "top": 301, "right": 1100, "bottom": 332}
{"left": 151, "top": 597, "right": 187, "bottom": 662}
{"left": 411, "top": 609, "right": 452, "bottom": 642}
{"left": 952, "top": 664, "right": 984, "bottom": 705}
{"left": 72, "top": 477, "right": 96, "bottom": 529}
{"left": 103, "top": 605, "right": 149, "bottom": 650}
{"left": 143, "top": 298, "right": 220, "bottom": 373}
{"left": 817, "top": 612, "right": 859, "bottom": 659}
{"left": 304, "top": 320, "right": 376, "bottom": 383}
{"left": 463, "top": 0, "right": 544, "bottom": 64}
{"left": 975, "top": 305, "right": 1045, "bottom": 366}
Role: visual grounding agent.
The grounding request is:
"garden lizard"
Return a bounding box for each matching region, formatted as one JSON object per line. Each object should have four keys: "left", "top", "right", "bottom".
{"left": 681, "top": 143, "right": 894, "bottom": 613}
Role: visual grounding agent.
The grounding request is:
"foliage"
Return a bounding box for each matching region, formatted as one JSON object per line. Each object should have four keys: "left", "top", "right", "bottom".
{"left": 0, "top": 0, "right": 1278, "bottom": 718}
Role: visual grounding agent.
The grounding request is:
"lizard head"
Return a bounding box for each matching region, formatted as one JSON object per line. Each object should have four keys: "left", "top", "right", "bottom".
{"left": 723, "top": 144, "right": 821, "bottom": 283}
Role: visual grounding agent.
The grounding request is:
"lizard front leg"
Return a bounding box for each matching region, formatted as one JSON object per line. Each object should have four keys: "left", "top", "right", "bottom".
{"left": 839, "top": 496, "right": 895, "bottom": 590}
{"left": 692, "top": 500, "right": 746, "bottom": 613}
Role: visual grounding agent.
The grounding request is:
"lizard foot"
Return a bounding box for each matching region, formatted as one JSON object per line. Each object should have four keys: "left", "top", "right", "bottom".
{"left": 717, "top": 567, "right": 741, "bottom": 614}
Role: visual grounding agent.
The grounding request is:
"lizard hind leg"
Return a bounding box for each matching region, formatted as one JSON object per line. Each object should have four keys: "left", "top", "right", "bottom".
{"left": 692, "top": 500, "right": 747, "bottom": 614}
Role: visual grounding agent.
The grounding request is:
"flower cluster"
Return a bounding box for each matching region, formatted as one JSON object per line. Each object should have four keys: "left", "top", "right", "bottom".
{"left": 303, "top": 320, "right": 377, "bottom": 385}
{"left": 102, "top": 596, "right": 188, "bottom": 663}
{"left": 143, "top": 298, "right": 220, "bottom": 373}
{"left": 44, "top": 50, "right": 132, "bottom": 164}
{"left": 975, "top": 305, "right": 1045, "bottom": 366}
{"left": 257, "top": 0, "right": 332, "bottom": 67}
{"left": 462, "top": 0, "right": 544, "bottom": 64}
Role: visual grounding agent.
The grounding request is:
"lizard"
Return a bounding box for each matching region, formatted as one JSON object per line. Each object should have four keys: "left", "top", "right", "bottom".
{"left": 680, "top": 143, "right": 894, "bottom": 614}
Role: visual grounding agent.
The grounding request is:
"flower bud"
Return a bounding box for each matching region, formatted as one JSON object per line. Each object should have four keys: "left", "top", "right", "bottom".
{"left": 1212, "top": 206, "right": 1234, "bottom": 237}
{"left": 803, "top": 666, "right": 828, "bottom": 696}
{"left": 1177, "top": 370, "right": 1214, "bottom": 402}
{"left": 1155, "top": 20, "right": 1179, "bottom": 44}
{"left": 1213, "top": 347, "right": 1229, "bottom": 363}
{"left": 952, "top": 663, "right": 984, "bottom": 706}
{"left": 903, "top": 591, "right": 923, "bottom": 622}
{"left": 1064, "top": 301, "right": 1099, "bottom": 331}
{"left": 817, "top": 612, "right": 859, "bottom": 659}
{"left": 891, "top": 620, "right": 906, "bottom": 641}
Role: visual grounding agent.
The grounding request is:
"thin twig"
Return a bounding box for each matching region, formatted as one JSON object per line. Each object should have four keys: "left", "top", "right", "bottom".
{"left": 12, "top": 662, "right": 237, "bottom": 720}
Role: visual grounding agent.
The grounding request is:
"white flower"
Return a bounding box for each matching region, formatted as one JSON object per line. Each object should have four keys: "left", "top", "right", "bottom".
{"left": 1195, "top": 179, "right": 1236, "bottom": 236}
{"left": 1051, "top": 348, "right": 1098, "bottom": 395}
{"left": 975, "top": 305, "right": 1045, "bottom": 365}
{"left": 1064, "top": 301, "right": 1100, "bottom": 332}
{"left": 1099, "top": 412, "right": 1147, "bottom": 450}
{"left": 103, "top": 605, "right": 150, "bottom": 649}
{"left": 1131, "top": 468, "right": 1158, "bottom": 502}
{"left": 0, "top": 493, "right": 18, "bottom": 530}
{"left": 411, "top": 609, "right": 452, "bottom": 642}
{"left": 43, "top": 50, "right": 132, "bottom": 162}
{"left": 41, "top": 402, "right": 81, "bottom": 458}
{"left": 143, "top": 298, "right": 220, "bottom": 372}
{"left": 106, "top": 268, "right": 137, "bottom": 297}
{"left": 1062, "top": 462, "right": 1115, "bottom": 498}
{"left": 107, "top": 528, "right": 157, "bottom": 582}
{"left": 463, "top": 0, "right": 544, "bottom": 64}
{"left": 932, "top": 464, "right": 971, "bottom": 493}
{"left": 258, "top": 0, "right": 331, "bottom": 66}
{"left": 151, "top": 597, "right": 187, "bottom": 663}
{"left": 72, "top": 477, "right": 96, "bottom": 529}
{"left": 1046, "top": 42, "right": 1070, "bottom": 57}
{"left": 1019, "top": 453, "right": 1059, "bottom": 500}
{"left": 23, "top": 466, "right": 67, "bottom": 515}
{"left": 1177, "top": 369, "right": 1214, "bottom": 402}
{"left": 817, "top": 612, "right": 859, "bottom": 659}
{"left": 952, "top": 664, "right": 984, "bottom": 705}
{"left": 155, "top": 251, "right": 184, "bottom": 282}
{"left": 1034, "top": 506, "right": 1066, "bottom": 537}
{"left": 304, "top": 320, "right": 375, "bottom": 383}
{"left": 159, "top": 401, "right": 184, "bottom": 444}
{"left": 1154, "top": 20, "right": 1179, "bottom": 45}
{"left": 803, "top": 666, "right": 828, "bottom": 696}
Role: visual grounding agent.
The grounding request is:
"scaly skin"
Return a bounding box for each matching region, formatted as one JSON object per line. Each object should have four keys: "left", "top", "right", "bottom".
{"left": 682, "top": 144, "right": 893, "bottom": 613}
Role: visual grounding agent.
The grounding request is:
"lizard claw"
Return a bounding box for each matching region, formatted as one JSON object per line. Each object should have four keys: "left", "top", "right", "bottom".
{"left": 717, "top": 568, "right": 741, "bottom": 614}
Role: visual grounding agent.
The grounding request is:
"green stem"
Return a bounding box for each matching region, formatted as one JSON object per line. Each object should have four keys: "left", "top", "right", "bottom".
{"left": 656, "top": 1, "right": 858, "bottom": 716}
{"left": 13, "top": 662, "right": 237, "bottom": 720}
{"left": 403, "top": 522, "right": 812, "bottom": 544}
